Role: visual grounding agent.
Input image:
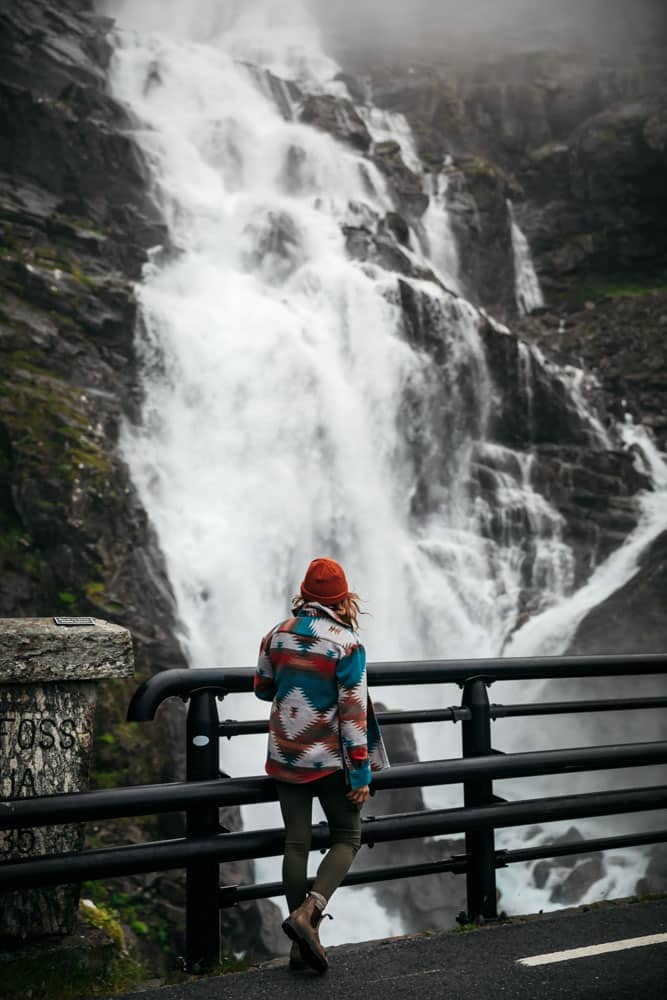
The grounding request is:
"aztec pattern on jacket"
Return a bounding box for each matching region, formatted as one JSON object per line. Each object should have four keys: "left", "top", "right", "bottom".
{"left": 254, "top": 602, "right": 389, "bottom": 788}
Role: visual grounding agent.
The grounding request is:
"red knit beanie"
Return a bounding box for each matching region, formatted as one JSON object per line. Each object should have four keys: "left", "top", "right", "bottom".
{"left": 300, "top": 558, "right": 349, "bottom": 605}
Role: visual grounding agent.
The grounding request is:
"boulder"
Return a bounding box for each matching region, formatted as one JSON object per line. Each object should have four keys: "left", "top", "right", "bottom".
{"left": 549, "top": 856, "right": 606, "bottom": 905}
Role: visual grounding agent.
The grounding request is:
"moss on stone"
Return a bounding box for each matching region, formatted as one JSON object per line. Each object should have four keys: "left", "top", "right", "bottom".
{"left": 89, "top": 678, "right": 166, "bottom": 792}
{"left": 0, "top": 909, "right": 145, "bottom": 1000}
{"left": 0, "top": 351, "right": 111, "bottom": 488}
{"left": 0, "top": 503, "right": 48, "bottom": 582}
{"left": 80, "top": 677, "right": 186, "bottom": 968}
{"left": 58, "top": 214, "right": 105, "bottom": 237}
{"left": 459, "top": 155, "right": 502, "bottom": 180}
{"left": 81, "top": 880, "right": 175, "bottom": 962}
{"left": 79, "top": 900, "right": 125, "bottom": 952}
{"left": 1, "top": 238, "right": 98, "bottom": 289}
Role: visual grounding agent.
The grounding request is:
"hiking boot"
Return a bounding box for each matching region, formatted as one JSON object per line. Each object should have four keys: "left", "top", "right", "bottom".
{"left": 282, "top": 894, "right": 328, "bottom": 974}
{"left": 288, "top": 940, "right": 308, "bottom": 972}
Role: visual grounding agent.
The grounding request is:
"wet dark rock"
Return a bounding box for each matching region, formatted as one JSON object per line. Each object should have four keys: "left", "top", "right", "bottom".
{"left": 635, "top": 844, "right": 667, "bottom": 896}
{"left": 549, "top": 856, "right": 605, "bottom": 905}
{"left": 392, "top": 279, "right": 646, "bottom": 597}
{"left": 475, "top": 315, "right": 651, "bottom": 588}
{"left": 344, "top": 225, "right": 413, "bottom": 275}
{"left": 528, "top": 827, "right": 608, "bottom": 902}
{"left": 371, "top": 139, "right": 429, "bottom": 216}
{"left": 384, "top": 210, "right": 410, "bottom": 246}
{"left": 529, "top": 447, "right": 649, "bottom": 587}
{"left": 446, "top": 157, "right": 518, "bottom": 313}
{"left": 512, "top": 290, "right": 667, "bottom": 612}
{"left": 524, "top": 97, "right": 667, "bottom": 287}
{"left": 299, "top": 93, "right": 371, "bottom": 151}
{"left": 516, "top": 291, "right": 667, "bottom": 452}
{"left": 532, "top": 860, "right": 551, "bottom": 890}
{"left": 243, "top": 65, "right": 301, "bottom": 122}
{"left": 567, "top": 531, "right": 667, "bottom": 655}
{"left": 479, "top": 321, "right": 595, "bottom": 449}
{"left": 350, "top": 47, "right": 667, "bottom": 314}
{"left": 547, "top": 827, "right": 587, "bottom": 869}
{"left": 334, "top": 71, "right": 371, "bottom": 106}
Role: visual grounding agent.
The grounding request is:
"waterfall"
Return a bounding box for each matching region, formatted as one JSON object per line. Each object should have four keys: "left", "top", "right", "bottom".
{"left": 421, "top": 166, "right": 462, "bottom": 294}
{"left": 359, "top": 107, "right": 461, "bottom": 292}
{"left": 508, "top": 198, "right": 545, "bottom": 315}
{"left": 102, "top": 0, "right": 666, "bottom": 941}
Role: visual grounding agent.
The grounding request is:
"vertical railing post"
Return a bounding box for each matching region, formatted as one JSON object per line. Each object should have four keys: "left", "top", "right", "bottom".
{"left": 460, "top": 676, "right": 498, "bottom": 922}
{"left": 185, "top": 689, "right": 221, "bottom": 972}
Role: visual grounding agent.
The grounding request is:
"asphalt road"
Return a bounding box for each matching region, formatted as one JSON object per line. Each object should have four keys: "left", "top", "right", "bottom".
{"left": 94, "top": 897, "right": 667, "bottom": 1000}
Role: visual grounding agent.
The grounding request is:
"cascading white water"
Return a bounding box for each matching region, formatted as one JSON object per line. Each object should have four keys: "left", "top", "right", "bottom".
{"left": 421, "top": 167, "right": 462, "bottom": 293}
{"left": 102, "top": 0, "right": 667, "bottom": 941}
{"left": 359, "top": 107, "right": 461, "bottom": 292}
{"left": 508, "top": 198, "right": 545, "bottom": 315}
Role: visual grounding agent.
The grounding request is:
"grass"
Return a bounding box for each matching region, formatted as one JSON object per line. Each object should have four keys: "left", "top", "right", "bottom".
{"left": 584, "top": 280, "right": 667, "bottom": 298}
{"left": 555, "top": 277, "right": 667, "bottom": 306}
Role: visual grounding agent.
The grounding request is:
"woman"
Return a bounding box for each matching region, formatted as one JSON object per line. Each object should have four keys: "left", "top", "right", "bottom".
{"left": 254, "top": 557, "right": 389, "bottom": 973}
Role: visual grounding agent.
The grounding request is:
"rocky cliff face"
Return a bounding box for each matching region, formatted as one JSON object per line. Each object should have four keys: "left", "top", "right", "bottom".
{"left": 314, "top": 28, "right": 667, "bottom": 651}
{"left": 0, "top": 0, "right": 187, "bottom": 793}
{"left": 313, "top": 7, "right": 667, "bottom": 918}
{"left": 297, "top": 62, "right": 659, "bottom": 627}
{"left": 0, "top": 0, "right": 285, "bottom": 969}
{"left": 331, "top": 46, "right": 667, "bottom": 317}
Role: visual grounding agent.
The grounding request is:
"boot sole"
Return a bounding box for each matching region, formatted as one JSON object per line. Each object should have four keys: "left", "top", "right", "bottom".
{"left": 282, "top": 917, "right": 328, "bottom": 974}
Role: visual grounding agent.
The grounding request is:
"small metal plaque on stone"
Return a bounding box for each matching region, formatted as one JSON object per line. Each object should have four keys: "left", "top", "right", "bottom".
{"left": 53, "top": 616, "right": 95, "bottom": 627}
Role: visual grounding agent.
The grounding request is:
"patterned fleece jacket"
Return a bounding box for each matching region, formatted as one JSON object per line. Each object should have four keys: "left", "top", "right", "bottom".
{"left": 254, "top": 602, "right": 389, "bottom": 788}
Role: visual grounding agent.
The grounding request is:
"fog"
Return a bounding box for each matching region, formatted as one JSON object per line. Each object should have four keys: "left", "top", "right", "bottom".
{"left": 312, "top": 0, "right": 667, "bottom": 63}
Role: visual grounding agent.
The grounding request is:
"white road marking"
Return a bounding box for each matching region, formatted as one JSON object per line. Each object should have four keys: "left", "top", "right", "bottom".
{"left": 518, "top": 932, "right": 667, "bottom": 967}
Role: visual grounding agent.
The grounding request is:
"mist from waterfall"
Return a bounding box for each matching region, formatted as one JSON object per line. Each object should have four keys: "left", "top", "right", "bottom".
{"left": 102, "top": 0, "right": 667, "bottom": 940}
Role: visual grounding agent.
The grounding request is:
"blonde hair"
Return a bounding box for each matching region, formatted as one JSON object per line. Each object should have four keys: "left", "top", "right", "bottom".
{"left": 293, "top": 591, "right": 364, "bottom": 632}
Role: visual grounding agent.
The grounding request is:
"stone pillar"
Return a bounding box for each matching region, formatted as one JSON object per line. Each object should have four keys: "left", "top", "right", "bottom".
{"left": 0, "top": 617, "right": 134, "bottom": 940}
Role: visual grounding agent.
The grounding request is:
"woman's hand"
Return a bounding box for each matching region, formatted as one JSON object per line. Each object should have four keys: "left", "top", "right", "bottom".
{"left": 346, "top": 784, "right": 370, "bottom": 805}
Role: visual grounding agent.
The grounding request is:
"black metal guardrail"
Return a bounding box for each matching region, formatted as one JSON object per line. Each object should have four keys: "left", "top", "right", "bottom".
{"left": 1, "top": 653, "right": 666, "bottom": 974}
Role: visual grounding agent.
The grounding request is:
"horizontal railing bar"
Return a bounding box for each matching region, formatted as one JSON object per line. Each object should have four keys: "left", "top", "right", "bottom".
{"left": 220, "top": 828, "right": 667, "bottom": 905}
{"left": 219, "top": 706, "right": 471, "bottom": 737}
{"left": 499, "top": 828, "right": 667, "bottom": 866}
{"left": 219, "top": 719, "right": 269, "bottom": 737}
{"left": 220, "top": 857, "right": 469, "bottom": 905}
{"left": 371, "top": 743, "right": 667, "bottom": 790}
{"left": 378, "top": 708, "right": 471, "bottom": 724}
{"left": 127, "top": 654, "right": 667, "bottom": 720}
{"left": 219, "top": 697, "right": 667, "bottom": 738}
{"left": 1, "top": 786, "right": 665, "bottom": 891}
{"left": 0, "top": 778, "right": 268, "bottom": 830}
{"left": 2, "top": 742, "right": 666, "bottom": 830}
{"left": 492, "top": 698, "right": 667, "bottom": 719}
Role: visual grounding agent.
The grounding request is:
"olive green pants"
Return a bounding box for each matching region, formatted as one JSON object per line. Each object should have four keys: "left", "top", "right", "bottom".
{"left": 277, "top": 771, "right": 362, "bottom": 912}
